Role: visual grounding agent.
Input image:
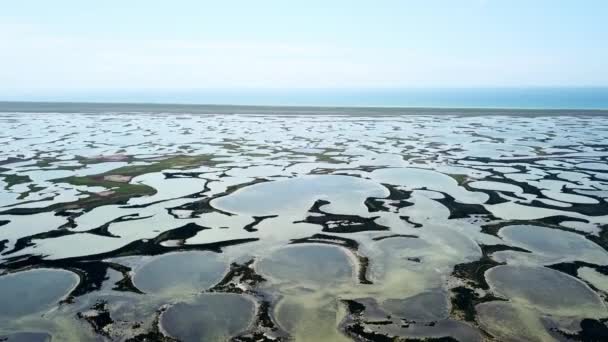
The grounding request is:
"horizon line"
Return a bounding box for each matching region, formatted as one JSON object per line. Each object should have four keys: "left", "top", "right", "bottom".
{"left": 1, "top": 100, "right": 607, "bottom": 113}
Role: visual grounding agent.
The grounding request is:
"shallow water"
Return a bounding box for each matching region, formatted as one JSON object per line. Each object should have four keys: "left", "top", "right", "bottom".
{"left": 160, "top": 293, "right": 256, "bottom": 341}
{"left": 1, "top": 110, "right": 608, "bottom": 341}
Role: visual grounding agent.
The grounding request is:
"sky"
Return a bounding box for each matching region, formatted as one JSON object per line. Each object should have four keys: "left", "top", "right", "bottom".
{"left": 1, "top": 0, "right": 607, "bottom": 100}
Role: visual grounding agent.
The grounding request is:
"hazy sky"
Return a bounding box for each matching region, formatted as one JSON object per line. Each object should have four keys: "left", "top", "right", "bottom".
{"left": 2, "top": 0, "right": 607, "bottom": 95}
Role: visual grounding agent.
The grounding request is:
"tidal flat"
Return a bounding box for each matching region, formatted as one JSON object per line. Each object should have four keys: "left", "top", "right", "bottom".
{"left": 1, "top": 109, "right": 608, "bottom": 341}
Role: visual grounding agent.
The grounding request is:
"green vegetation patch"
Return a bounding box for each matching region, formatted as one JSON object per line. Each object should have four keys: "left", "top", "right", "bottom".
{"left": 33, "top": 158, "right": 82, "bottom": 171}
{"left": 448, "top": 173, "right": 468, "bottom": 185}
{"left": 1, "top": 174, "right": 32, "bottom": 189}
{"left": 17, "top": 184, "right": 46, "bottom": 200}
{"left": 60, "top": 176, "right": 155, "bottom": 196}
{"left": 40, "top": 154, "right": 219, "bottom": 213}
{"left": 101, "top": 154, "right": 218, "bottom": 177}
{"left": 0, "top": 154, "right": 221, "bottom": 215}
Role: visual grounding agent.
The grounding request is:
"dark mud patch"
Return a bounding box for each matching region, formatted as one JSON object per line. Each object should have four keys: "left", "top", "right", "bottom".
{"left": 0, "top": 157, "right": 27, "bottom": 166}
{"left": 554, "top": 318, "right": 608, "bottom": 341}
{"left": 340, "top": 299, "right": 394, "bottom": 342}
{"left": 400, "top": 215, "right": 423, "bottom": 228}
{"left": 343, "top": 323, "right": 394, "bottom": 342}
{"left": 126, "top": 305, "right": 176, "bottom": 342}
{"left": 461, "top": 183, "right": 509, "bottom": 205}
{"left": 365, "top": 197, "right": 392, "bottom": 212}
{"left": 77, "top": 300, "right": 113, "bottom": 336}
{"left": 297, "top": 199, "right": 390, "bottom": 233}
{"left": 452, "top": 255, "right": 502, "bottom": 290}
{"left": 244, "top": 215, "right": 278, "bottom": 232}
{"left": 479, "top": 244, "right": 530, "bottom": 255}
{"left": 2, "top": 229, "right": 75, "bottom": 256}
{"left": 162, "top": 171, "right": 211, "bottom": 179}
{"left": 528, "top": 199, "right": 608, "bottom": 217}
{"left": 291, "top": 233, "right": 359, "bottom": 250}
{"left": 449, "top": 286, "right": 504, "bottom": 322}
{"left": 434, "top": 192, "right": 496, "bottom": 220}
{"left": 382, "top": 184, "right": 413, "bottom": 201}
{"left": 548, "top": 261, "right": 608, "bottom": 277}
{"left": 152, "top": 222, "right": 210, "bottom": 246}
{"left": 363, "top": 184, "right": 413, "bottom": 212}
{"left": 372, "top": 234, "right": 419, "bottom": 241}
{"left": 209, "top": 259, "right": 266, "bottom": 294}
{"left": 340, "top": 298, "right": 465, "bottom": 342}
{"left": 56, "top": 261, "right": 142, "bottom": 300}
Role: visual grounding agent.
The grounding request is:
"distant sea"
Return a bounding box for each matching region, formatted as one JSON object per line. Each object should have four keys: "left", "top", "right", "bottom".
{"left": 1, "top": 87, "right": 607, "bottom": 112}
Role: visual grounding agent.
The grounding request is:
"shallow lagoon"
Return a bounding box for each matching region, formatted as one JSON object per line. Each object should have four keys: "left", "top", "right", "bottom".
{"left": 1, "top": 111, "right": 608, "bottom": 341}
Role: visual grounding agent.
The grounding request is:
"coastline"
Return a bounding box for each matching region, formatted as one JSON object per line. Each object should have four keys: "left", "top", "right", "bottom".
{"left": 1, "top": 101, "right": 607, "bottom": 116}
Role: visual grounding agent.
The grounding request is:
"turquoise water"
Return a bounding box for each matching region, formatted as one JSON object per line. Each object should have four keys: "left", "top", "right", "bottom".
{"left": 1, "top": 87, "right": 607, "bottom": 110}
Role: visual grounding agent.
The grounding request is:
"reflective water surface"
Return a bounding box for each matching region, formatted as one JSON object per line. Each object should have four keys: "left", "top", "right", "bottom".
{"left": 1, "top": 111, "right": 608, "bottom": 341}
